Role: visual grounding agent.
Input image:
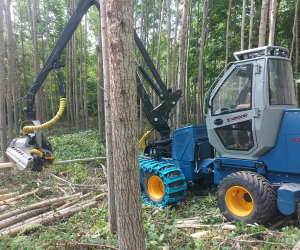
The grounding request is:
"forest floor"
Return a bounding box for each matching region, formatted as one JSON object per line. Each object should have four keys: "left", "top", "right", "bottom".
{"left": 0, "top": 129, "right": 300, "bottom": 250}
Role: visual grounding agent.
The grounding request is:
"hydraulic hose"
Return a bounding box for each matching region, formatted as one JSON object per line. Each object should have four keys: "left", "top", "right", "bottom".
{"left": 139, "top": 129, "right": 154, "bottom": 151}
{"left": 29, "top": 149, "right": 43, "bottom": 158}
{"left": 23, "top": 98, "right": 66, "bottom": 135}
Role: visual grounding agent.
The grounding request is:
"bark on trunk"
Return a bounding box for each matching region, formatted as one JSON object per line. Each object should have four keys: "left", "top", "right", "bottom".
{"left": 167, "top": 0, "right": 171, "bottom": 88}
{"left": 172, "top": 0, "right": 179, "bottom": 126}
{"left": 176, "top": 0, "right": 189, "bottom": 129}
{"left": 258, "top": 0, "right": 270, "bottom": 47}
{"left": 295, "top": 0, "right": 299, "bottom": 73}
{"left": 97, "top": 13, "right": 104, "bottom": 140}
{"left": 225, "top": 0, "right": 232, "bottom": 66}
{"left": 268, "top": 0, "right": 277, "bottom": 46}
{"left": 84, "top": 14, "right": 89, "bottom": 129}
{"left": 105, "top": 0, "right": 145, "bottom": 248}
{"left": 5, "top": 0, "right": 19, "bottom": 134}
{"left": 241, "top": 0, "right": 246, "bottom": 50}
{"left": 156, "top": 0, "right": 164, "bottom": 75}
{"left": 185, "top": 2, "right": 192, "bottom": 125}
{"left": 0, "top": 1, "right": 7, "bottom": 162}
{"left": 32, "top": 0, "right": 42, "bottom": 121}
{"left": 290, "top": 0, "right": 299, "bottom": 60}
{"left": 100, "top": 0, "right": 117, "bottom": 234}
{"left": 248, "top": 0, "right": 254, "bottom": 49}
{"left": 197, "top": 0, "right": 208, "bottom": 124}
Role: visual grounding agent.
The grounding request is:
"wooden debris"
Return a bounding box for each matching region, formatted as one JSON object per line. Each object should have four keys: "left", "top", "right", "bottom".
{"left": 0, "top": 192, "right": 19, "bottom": 201}
{"left": 0, "top": 206, "right": 50, "bottom": 230}
{"left": 222, "top": 224, "right": 237, "bottom": 231}
{"left": 0, "top": 201, "right": 97, "bottom": 237}
{"left": 0, "top": 189, "right": 38, "bottom": 205}
{"left": 0, "top": 162, "right": 16, "bottom": 169}
{"left": 0, "top": 189, "right": 8, "bottom": 195}
{"left": 191, "top": 231, "right": 210, "bottom": 238}
{"left": 0, "top": 193, "right": 81, "bottom": 221}
{"left": 53, "top": 157, "right": 106, "bottom": 165}
{"left": 293, "top": 241, "right": 300, "bottom": 250}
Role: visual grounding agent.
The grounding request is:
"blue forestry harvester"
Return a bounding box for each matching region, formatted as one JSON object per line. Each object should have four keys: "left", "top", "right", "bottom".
{"left": 5, "top": 0, "right": 300, "bottom": 225}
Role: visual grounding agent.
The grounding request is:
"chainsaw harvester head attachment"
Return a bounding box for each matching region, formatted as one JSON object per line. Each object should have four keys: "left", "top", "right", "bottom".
{"left": 6, "top": 120, "right": 54, "bottom": 172}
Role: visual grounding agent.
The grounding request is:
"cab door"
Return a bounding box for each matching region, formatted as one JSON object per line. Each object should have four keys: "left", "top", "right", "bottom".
{"left": 207, "top": 63, "right": 257, "bottom": 156}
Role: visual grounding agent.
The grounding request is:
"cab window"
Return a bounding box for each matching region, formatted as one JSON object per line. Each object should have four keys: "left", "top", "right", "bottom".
{"left": 212, "top": 64, "right": 253, "bottom": 115}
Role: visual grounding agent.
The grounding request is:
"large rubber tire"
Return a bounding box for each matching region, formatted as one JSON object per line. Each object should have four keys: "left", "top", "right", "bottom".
{"left": 217, "top": 171, "right": 276, "bottom": 224}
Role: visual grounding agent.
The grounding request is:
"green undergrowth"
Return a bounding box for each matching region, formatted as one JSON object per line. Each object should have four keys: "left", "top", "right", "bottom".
{"left": 1, "top": 130, "right": 300, "bottom": 249}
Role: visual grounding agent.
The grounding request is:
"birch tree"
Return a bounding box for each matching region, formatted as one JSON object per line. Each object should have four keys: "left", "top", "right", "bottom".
{"left": 5, "top": 0, "right": 19, "bottom": 134}
{"left": 258, "top": 0, "right": 270, "bottom": 47}
{"left": 225, "top": 0, "right": 232, "bottom": 66}
{"left": 241, "top": 0, "right": 246, "bottom": 50}
{"left": 197, "top": 0, "right": 209, "bottom": 124}
{"left": 268, "top": 0, "right": 277, "bottom": 46}
{"left": 0, "top": 1, "right": 7, "bottom": 162}
{"left": 176, "top": 0, "right": 189, "bottom": 129}
{"left": 248, "top": 0, "right": 254, "bottom": 49}
{"left": 105, "top": 0, "right": 145, "bottom": 247}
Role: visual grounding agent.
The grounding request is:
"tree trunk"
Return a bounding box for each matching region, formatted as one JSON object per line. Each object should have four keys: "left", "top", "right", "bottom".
{"left": 100, "top": 0, "right": 117, "bottom": 235}
{"left": 32, "top": 0, "right": 42, "bottom": 121}
{"left": 105, "top": 0, "right": 145, "bottom": 248}
{"left": 139, "top": 0, "right": 144, "bottom": 135}
{"left": 97, "top": 12, "right": 104, "bottom": 140}
{"left": 5, "top": 0, "right": 19, "bottom": 134}
{"left": 80, "top": 24, "right": 84, "bottom": 129}
{"left": 172, "top": 0, "right": 179, "bottom": 127}
{"left": 155, "top": 0, "right": 164, "bottom": 75}
{"left": 197, "top": 0, "right": 208, "bottom": 124}
{"left": 193, "top": 1, "right": 200, "bottom": 122}
{"left": 248, "top": 0, "right": 254, "bottom": 49}
{"left": 258, "top": 0, "right": 270, "bottom": 47}
{"left": 84, "top": 14, "right": 88, "bottom": 130}
{"left": 290, "top": 0, "right": 299, "bottom": 60}
{"left": 175, "top": 0, "right": 188, "bottom": 129}
{"left": 167, "top": 0, "right": 171, "bottom": 89}
{"left": 241, "top": 0, "right": 246, "bottom": 50}
{"left": 73, "top": 11, "right": 79, "bottom": 132}
{"left": 185, "top": 2, "right": 192, "bottom": 125}
{"left": 295, "top": 0, "right": 299, "bottom": 73}
{"left": 0, "top": 1, "right": 7, "bottom": 162}
{"left": 225, "top": 0, "right": 232, "bottom": 66}
{"left": 44, "top": 0, "right": 50, "bottom": 121}
{"left": 268, "top": 0, "right": 277, "bottom": 46}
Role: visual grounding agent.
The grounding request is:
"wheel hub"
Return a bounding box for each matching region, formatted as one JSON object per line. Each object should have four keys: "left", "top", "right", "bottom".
{"left": 148, "top": 176, "right": 164, "bottom": 200}
{"left": 225, "top": 186, "right": 254, "bottom": 217}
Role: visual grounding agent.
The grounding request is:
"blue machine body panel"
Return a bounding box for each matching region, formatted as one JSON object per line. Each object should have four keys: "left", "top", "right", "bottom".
{"left": 259, "top": 110, "right": 300, "bottom": 174}
{"left": 277, "top": 185, "right": 300, "bottom": 215}
{"left": 170, "top": 125, "right": 213, "bottom": 180}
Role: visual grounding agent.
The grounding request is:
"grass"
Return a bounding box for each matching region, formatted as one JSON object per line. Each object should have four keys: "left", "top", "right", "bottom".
{"left": 0, "top": 129, "right": 300, "bottom": 249}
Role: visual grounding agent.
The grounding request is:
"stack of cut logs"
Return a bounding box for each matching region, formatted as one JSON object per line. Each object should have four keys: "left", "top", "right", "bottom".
{"left": 0, "top": 188, "right": 106, "bottom": 237}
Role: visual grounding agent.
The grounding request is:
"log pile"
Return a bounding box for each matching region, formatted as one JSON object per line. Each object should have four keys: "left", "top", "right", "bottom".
{"left": 0, "top": 188, "right": 106, "bottom": 237}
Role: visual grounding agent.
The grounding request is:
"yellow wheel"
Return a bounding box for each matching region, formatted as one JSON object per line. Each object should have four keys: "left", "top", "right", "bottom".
{"left": 148, "top": 176, "right": 165, "bottom": 200}
{"left": 217, "top": 171, "right": 277, "bottom": 224}
{"left": 225, "top": 186, "right": 254, "bottom": 217}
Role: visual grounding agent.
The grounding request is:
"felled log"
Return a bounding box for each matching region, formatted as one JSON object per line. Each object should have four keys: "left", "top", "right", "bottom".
{"left": 0, "top": 162, "right": 16, "bottom": 169}
{"left": 0, "top": 189, "right": 38, "bottom": 205}
{"left": 0, "top": 206, "right": 50, "bottom": 230}
{"left": 0, "top": 201, "right": 97, "bottom": 237}
{"left": 0, "top": 193, "right": 81, "bottom": 221}
{"left": 0, "top": 189, "right": 8, "bottom": 195}
{"left": 0, "top": 202, "right": 65, "bottom": 233}
{"left": 53, "top": 157, "right": 106, "bottom": 165}
{"left": 0, "top": 192, "right": 19, "bottom": 201}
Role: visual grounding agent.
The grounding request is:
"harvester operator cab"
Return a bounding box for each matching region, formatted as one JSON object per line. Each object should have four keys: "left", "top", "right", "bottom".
{"left": 205, "top": 46, "right": 296, "bottom": 160}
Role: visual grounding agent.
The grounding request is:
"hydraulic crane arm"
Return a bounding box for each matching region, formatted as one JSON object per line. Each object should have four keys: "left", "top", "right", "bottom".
{"left": 25, "top": 0, "right": 100, "bottom": 120}
{"left": 134, "top": 31, "right": 182, "bottom": 140}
